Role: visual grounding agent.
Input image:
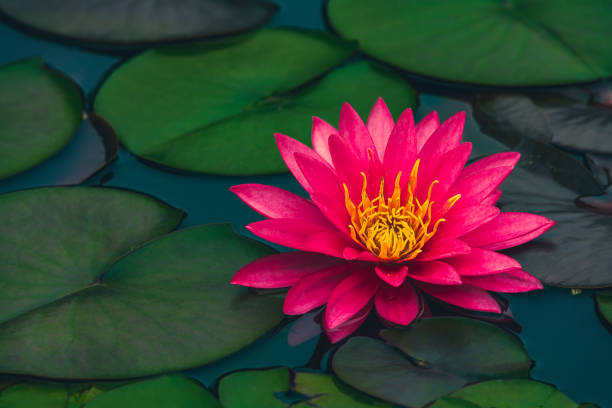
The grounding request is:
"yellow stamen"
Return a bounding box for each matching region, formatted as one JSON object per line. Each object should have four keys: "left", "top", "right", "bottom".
{"left": 344, "top": 160, "right": 460, "bottom": 262}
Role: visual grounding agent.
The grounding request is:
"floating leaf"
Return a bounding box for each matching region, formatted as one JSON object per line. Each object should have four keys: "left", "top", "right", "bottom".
{"left": 218, "top": 367, "right": 289, "bottom": 408}
{"left": 380, "top": 317, "right": 531, "bottom": 380}
{"left": 293, "top": 372, "right": 394, "bottom": 408}
{"left": 95, "top": 28, "right": 417, "bottom": 175}
{"left": 0, "top": 57, "right": 82, "bottom": 180}
{"left": 0, "top": 0, "right": 277, "bottom": 51}
{"left": 0, "top": 188, "right": 283, "bottom": 379}
{"left": 472, "top": 93, "right": 612, "bottom": 155}
{"left": 0, "top": 383, "right": 67, "bottom": 408}
{"left": 326, "top": 0, "right": 612, "bottom": 86}
{"left": 83, "top": 376, "right": 220, "bottom": 408}
{"left": 332, "top": 318, "right": 530, "bottom": 407}
{"left": 429, "top": 379, "right": 582, "bottom": 408}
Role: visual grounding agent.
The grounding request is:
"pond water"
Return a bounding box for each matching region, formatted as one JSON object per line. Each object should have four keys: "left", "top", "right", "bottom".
{"left": 0, "top": 1, "right": 610, "bottom": 406}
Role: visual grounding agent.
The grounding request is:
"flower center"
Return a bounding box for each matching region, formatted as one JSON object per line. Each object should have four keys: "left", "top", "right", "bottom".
{"left": 343, "top": 159, "right": 460, "bottom": 262}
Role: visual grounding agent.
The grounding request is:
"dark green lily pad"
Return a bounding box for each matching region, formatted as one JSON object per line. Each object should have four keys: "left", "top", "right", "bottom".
{"left": 0, "top": 383, "right": 67, "bottom": 408}
{"left": 0, "top": 188, "right": 283, "bottom": 379}
{"left": 499, "top": 154, "right": 612, "bottom": 288}
{"left": 326, "top": 0, "right": 612, "bottom": 86}
{"left": 95, "top": 28, "right": 418, "bottom": 175}
{"left": 429, "top": 379, "right": 581, "bottom": 408}
{"left": 472, "top": 93, "right": 612, "bottom": 155}
{"left": 595, "top": 291, "right": 612, "bottom": 332}
{"left": 84, "top": 375, "right": 220, "bottom": 408}
{"left": 332, "top": 319, "right": 530, "bottom": 408}
{"left": 0, "top": 57, "right": 82, "bottom": 180}
{"left": 218, "top": 367, "right": 289, "bottom": 408}
{"left": 0, "top": 0, "right": 277, "bottom": 51}
{"left": 293, "top": 372, "right": 394, "bottom": 407}
{"left": 380, "top": 317, "right": 531, "bottom": 381}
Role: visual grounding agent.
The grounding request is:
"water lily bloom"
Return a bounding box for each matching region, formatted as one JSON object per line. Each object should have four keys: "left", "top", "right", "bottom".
{"left": 230, "top": 99, "right": 554, "bottom": 342}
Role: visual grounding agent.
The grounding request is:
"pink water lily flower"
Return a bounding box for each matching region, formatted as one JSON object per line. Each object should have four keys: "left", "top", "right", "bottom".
{"left": 230, "top": 98, "right": 554, "bottom": 342}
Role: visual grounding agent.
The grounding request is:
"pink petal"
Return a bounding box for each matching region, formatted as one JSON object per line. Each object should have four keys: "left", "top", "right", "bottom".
{"left": 406, "top": 261, "right": 462, "bottom": 285}
{"left": 383, "top": 107, "right": 416, "bottom": 197}
{"left": 339, "top": 102, "right": 375, "bottom": 161}
{"left": 342, "top": 248, "right": 380, "bottom": 262}
{"left": 421, "top": 142, "right": 472, "bottom": 203}
{"left": 295, "top": 153, "right": 343, "bottom": 199}
{"left": 375, "top": 283, "right": 421, "bottom": 325}
{"left": 461, "top": 212, "right": 555, "bottom": 251}
{"left": 459, "top": 152, "right": 520, "bottom": 181}
{"left": 481, "top": 189, "right": 502, "bottom": 206}
{"left": 325, "top": 266, "right": 380, "bottom": 329}
{"left": 311, "top": 116, "right": 338, "bottom": 166}
{"left": 230, "top": 251, "right": 342, "bottom": 288}
{"left": 416, "top": 110, "right": 440, "bottom": 152}
{"left": 416, "top": 237, "right": 471, "bottom": 261}
{"left": 328, "top": 134, "right": 367, "bottom": 204}
{"left": 367, "top": 97, "right": 395, "bottom": 161}
{"left": 246, "top": 219, "right": 354, "bottom": 258}
{"left": 416, "top": 112, "right": 466, "bottom": 185}
{"left": 310, "top": 191, "right": 351, "bottom": 235}
{"left": 445, "top": 248, "right": 521, "bottom": 276}
{"left": 417, "top": 282, "right": 502, "bottom": 313}
{"left": 449, "top": 166, "right": 514, "bottom": 210}
{"left": 375, "top": 264, "right": 409, "bottom": 287}
{"left": 283, "top": 263, "right": 353, "bottom": 315}
{"left": 436, "top": 205, "right": 500, "bottom": 238}
{"left": 275, "top": 133, "right": 328, "bottom": 193}
{"left": 462, "top": 269, "right": 544, "bottom": 293}
{"left": 230, "top": 184, "right": 331, "bottom": 227}
{"left": 324, "top": 301, "right": 373, "bottom": 343}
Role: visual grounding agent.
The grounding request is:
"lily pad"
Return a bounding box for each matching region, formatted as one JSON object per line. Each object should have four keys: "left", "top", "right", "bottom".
{"left": 0, "top": 188, "right": 283, "bottom": 379}
{"left": 326, "top": 0, "right": 612, "bottom": 86}
{"left": 595, "top": 291, "right": 612, "bottom": 332}
{"left": 332, "top": 320, "right": 530, "bottom": 408}
{"left": 472, "top": 93, "right": 612, "bottom": 155}
{"left": 293, "top": 372, "right": 394, "bottom": 408}
{"left": 379, "top": 317, "right": 531, "bottom": 380}
{"left": 0, "top": 57, "right": 82, "bottom": 180}
{"left": 0, "top": 0, "right": 277, "bottom": 51}
{"left": 429, "top": 379, "right": 582, "bottom": 408}
{"left": 84, "top": 375, "right": 220, "bottom": 408}
{"left": 0, "top": 383, "right": 67, "bottom": 408}
{"left": 95, "top": 28, "right": 418, "bottom": 175}
{"left": 217, "top": 367, "right": 289, "bottom": 408}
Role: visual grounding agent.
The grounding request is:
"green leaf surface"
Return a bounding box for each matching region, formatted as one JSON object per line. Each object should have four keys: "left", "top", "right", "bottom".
{"left": 472, "top": 93, "right": 612, "bottom": 155}
{"left": 595, "top": 291, "right": 612, "bottom": 331}
{"left": 428, "top": 379, "right": 579, "bottom": 408}
{"left": 293, "top": 372, "right": 394, "bottom": 408}
{"left": 0, "top": 188, "right": 283, "bottom": 379}
{"left": 0, "top": 0, "right": 277, "bottom": 51}
{"left": 332, "top": 319, "right": 531, "bottom": 408}
{"left": 332, "top": 337, "right": 467, "bottom": 408}
{"left": 0, "top": 383, "right": 67, "bottom": 408}
{"left": 379, "top": 317, "right": 531, "bottom": 381}
{"left": 217, "top": 367, "right": 289, "bottom": 408}
{"left": 95, "top": 28, "right": 417, "bottom": 175}
{"left": 0, "top": 58, "right": 82, "bottom": 180}
{"left": 83, "top": 376, "right": 220, "bottom": 408}
{"left": 326, "top": 0, "right": 612, "bottom": 86}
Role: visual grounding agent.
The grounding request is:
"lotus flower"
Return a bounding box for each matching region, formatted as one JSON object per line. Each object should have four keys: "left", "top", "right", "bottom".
{"left": 230, "top": 99, "right": 554, "bottom": 342}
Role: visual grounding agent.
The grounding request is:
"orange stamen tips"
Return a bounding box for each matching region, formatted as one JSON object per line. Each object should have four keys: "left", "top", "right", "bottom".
{"left": 344, "top": 160, "right": 460, "bottom": 262}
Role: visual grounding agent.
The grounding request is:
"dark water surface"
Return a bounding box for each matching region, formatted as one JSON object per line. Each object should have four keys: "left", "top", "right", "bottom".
{"left": 0, "top": 1, "right": 610, "bottom": 406}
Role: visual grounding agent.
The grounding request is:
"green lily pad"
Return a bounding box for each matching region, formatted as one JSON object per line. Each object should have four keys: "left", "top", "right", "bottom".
{"left": 95, "top": 28, "right": 418, "bottom": 175}
{"left": 326, "top": 0, "right": 612, "bottom": 86}
{"left": 595, "top": 291, "right": 612, "bottom": 332}
{"left": 0, "top": 57, "right": 82, "bottom": 180}
{"left": 84, "top": 375, "right": 220, "bottom": 408}
{"left": 0, "top": 383, "right": 67, "bottom": 408}
{"left": 429, "top": 379, "right": 581, "bottom": 408}
{"left": 0, "top": 0, "right": 277, "bottom": 51}
{"left": 332, "top": 318, "right": 530, "bottom": 408}
{"left": 218, "top": 367, "right": 289, "bottom": 408}
{"left": 0, "top": 188, "right": 283, "bottom": 379}
{"left": 293, "top": 372, "right": 394, "bottom": 407}
{"left": 380, "top": 317, "right": 531, "bottom": 381}
{"left": 472, "top": 93, "right": 612, "bottom": 155}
